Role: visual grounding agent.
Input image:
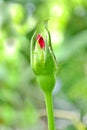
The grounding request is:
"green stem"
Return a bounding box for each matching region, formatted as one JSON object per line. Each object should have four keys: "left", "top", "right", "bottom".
{"left": 44, "top": 92, "right": 55, "bottom": 130}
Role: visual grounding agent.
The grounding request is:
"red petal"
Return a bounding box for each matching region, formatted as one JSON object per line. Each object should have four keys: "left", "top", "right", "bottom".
{"left": 36, "top": 34, "right": 45, "bottom": 49}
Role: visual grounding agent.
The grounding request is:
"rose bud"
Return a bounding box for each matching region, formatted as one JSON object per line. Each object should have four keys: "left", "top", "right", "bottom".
{"left": 30, "top": 23, "right": 57, "bottom": 93}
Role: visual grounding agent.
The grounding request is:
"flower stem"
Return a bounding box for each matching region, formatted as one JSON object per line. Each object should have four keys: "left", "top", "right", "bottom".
{"left": 44, "top": 92, "right": 55, "bottom": 130}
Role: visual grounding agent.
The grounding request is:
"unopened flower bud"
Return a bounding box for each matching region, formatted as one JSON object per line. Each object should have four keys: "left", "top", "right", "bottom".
{"left": 30, "top": 23, "right": 57, "bottom": 92}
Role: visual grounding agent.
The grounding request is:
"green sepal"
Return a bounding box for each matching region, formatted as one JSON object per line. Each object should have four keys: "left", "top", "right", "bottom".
{"left": 30, "top": 22, "right": 57, "bottom": 76}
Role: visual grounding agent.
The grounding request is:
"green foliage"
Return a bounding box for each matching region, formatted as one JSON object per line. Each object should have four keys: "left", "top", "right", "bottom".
{"left": 0, "top": 0, "right": 87, "bottom": 129}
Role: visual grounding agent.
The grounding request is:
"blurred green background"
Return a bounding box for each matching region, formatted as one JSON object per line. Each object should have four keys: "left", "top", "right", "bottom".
{"left": 0, "top": 0, "right": 87, "bottom": 130}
